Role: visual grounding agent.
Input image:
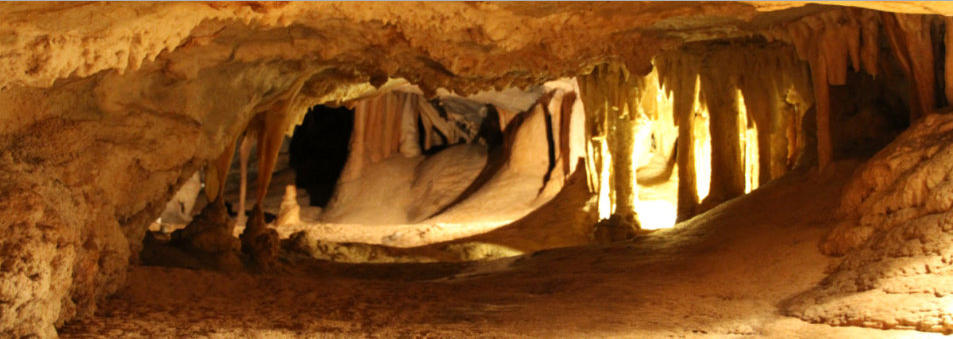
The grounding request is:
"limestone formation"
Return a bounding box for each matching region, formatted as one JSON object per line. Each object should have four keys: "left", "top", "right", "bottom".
{"left": 656, "top": 42, "right": 811, "bottom": 218}
{"left": 788, "top": 113, "right": 953, "bottom": 333}
{"left": 4, "top": 2, "right": 953, "bottom": 337}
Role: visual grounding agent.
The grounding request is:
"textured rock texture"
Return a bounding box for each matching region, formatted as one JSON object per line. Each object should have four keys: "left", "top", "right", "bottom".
{"left": 1, "top": 1, "right": 953, "bottom": 336}
{"left": 787, "top": 113, "right": 953, "bottom": 333}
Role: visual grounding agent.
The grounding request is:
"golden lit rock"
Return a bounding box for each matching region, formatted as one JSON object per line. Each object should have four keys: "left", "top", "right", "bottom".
{"left": 2, "top": 2, "right": 953, "bottom": 337}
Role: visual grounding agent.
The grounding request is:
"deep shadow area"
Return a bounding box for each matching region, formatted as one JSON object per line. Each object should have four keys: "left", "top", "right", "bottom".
{"left": 290, "top": 105, "right": 354, "bottom": 207}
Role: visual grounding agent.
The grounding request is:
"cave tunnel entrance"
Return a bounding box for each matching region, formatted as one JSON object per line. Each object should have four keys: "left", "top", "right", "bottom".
{"left": 289, "top": 104, "right": 354, "bottom": 208}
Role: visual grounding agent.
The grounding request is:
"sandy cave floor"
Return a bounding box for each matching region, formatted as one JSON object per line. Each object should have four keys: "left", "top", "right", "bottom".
{"left": 59, "top": 161, "right": 946, "bottom": 338}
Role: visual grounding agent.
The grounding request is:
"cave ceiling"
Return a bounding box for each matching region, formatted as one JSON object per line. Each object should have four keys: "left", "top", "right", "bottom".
{"left": 1, "top": 1, "right": 948, "bottom": 97}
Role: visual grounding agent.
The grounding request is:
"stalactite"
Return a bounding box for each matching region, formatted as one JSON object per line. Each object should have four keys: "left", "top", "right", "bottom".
{"left": 657, "top": 54, "right": 700, "bottom": 221}
{"left": 364, "top": 95, "right": 381, "bottom": 163}
{"left": 577, "top": 68, "right": 608, "bottom": 210}
{"left": 340, "top": 90, "right": 479, "bottom": 182}
{"left": 657, "top": 41, "right": 812, "bottom": 217}
{"left": 417, "top": 96, "right": 467, "bottom": 146}
{"left": 380, "top": 93, "right": 395, "bottom": 158}
{"left": 418, "top": 99, "right": 435, "bottom": 151}
{"left": 860, "top": 10, "right": 880, "bottom": 77}
{"left": 541, "top": 91, "right": 559, "bottom": 191}
{"left": 944, "top": 17, "right": 953, "bottom": 106}
{"left": 763, "top": 8, "right": 886, "bottom": 170}
{"left": 883, "top": 12, "right": 936, "bottom": 121}
{"left": 811, "top": 52, "right": 833, "bottom": 171}
{"left": 399, "top": 93, "right": 422, "bottom": 157}
{"left": 810, "top": 14, "right": 857, "bottom": 170}
{"left": 343, "top": 100, "right": 367, "bottom": 182}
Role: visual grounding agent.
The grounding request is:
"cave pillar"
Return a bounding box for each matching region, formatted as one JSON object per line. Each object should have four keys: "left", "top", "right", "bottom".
{"left": 579, "top": 64, "right": 646, "bottom": 237}
{"left": 701, "top": 73, "right": 745, "bottom": 206}
{"left": 608, "top": 64, "right": 646, "bottom": 227}
{"left": 611, "top": 96, "right": 637, "bottom": 221}
{"left": 674, "top": 77, "right": 699, "bottom": 221}
{"left": 740, "top": 77, "right": 778, "bottom": 185}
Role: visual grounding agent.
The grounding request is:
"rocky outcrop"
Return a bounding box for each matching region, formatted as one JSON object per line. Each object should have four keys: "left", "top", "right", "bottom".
{"left": 0, "top": 37, "right": 314, "bottom": 335}
{"left": 787, "top": 113, "right": 953, "bottom": 333}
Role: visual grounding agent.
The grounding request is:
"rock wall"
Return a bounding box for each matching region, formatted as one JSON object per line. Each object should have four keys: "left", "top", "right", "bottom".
{"left": 0, "top": 3, "right": 693, "bottom": 334}
{"left": 787, "top": 112, "right": 953, "bottom": 333}
{"left": 0, "top": 57, "right": 309, "bottom": 335}
{"left": 3, "top": 2, "right": 953, "bottom": 336}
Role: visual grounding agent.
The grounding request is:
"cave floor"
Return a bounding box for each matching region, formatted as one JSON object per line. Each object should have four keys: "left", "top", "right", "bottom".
{"left": 60, "top": 161, "right": 942, "bottom": 338}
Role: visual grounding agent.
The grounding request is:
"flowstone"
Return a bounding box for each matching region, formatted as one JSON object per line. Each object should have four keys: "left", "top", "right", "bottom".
{"left": 786, "top": 113, "right": 953, "bottom": 333}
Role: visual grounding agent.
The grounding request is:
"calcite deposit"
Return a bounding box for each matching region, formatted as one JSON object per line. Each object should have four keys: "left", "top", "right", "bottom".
{"left": 4, "top": 1, "right": 953, "bottom": 337}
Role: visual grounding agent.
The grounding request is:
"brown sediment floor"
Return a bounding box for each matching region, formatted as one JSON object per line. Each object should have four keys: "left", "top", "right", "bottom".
{"left": 60, "top": 161, "right": 940, "bottom": 338}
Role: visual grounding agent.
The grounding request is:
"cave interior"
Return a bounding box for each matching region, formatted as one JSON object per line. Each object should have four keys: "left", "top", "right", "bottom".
{"left": 4, "top": 2, "right": 953, "bottom": 337}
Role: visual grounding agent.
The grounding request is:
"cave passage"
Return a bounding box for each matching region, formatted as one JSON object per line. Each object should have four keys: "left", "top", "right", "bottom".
{"left": 8, "top": 2, "right": 953, "bottom": 338}
{"left": 148, "top": 35, "right": 918, "bottom": 263}
{"left": 290, "top": 104, "right": 354, "bottom": 207}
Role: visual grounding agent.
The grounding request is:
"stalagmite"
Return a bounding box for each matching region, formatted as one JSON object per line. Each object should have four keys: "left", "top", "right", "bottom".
{"left": 236, "top": 76, "right": 311, "bottom": 269}
{"left": 168, "top": 139, "right": 242, "bottom": 271}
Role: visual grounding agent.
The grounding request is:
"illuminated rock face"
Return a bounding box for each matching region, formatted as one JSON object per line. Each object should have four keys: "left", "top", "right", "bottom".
{"left": 3, "top": 1, "right": 953, "bottom": 337}
{"left": 788, "top": 113, "right": 953, "bottom": 332}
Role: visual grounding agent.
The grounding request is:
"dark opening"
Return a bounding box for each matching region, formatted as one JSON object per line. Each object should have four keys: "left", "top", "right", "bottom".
{"left": 289, "top": 105, "right": 354, "bottom": 207}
